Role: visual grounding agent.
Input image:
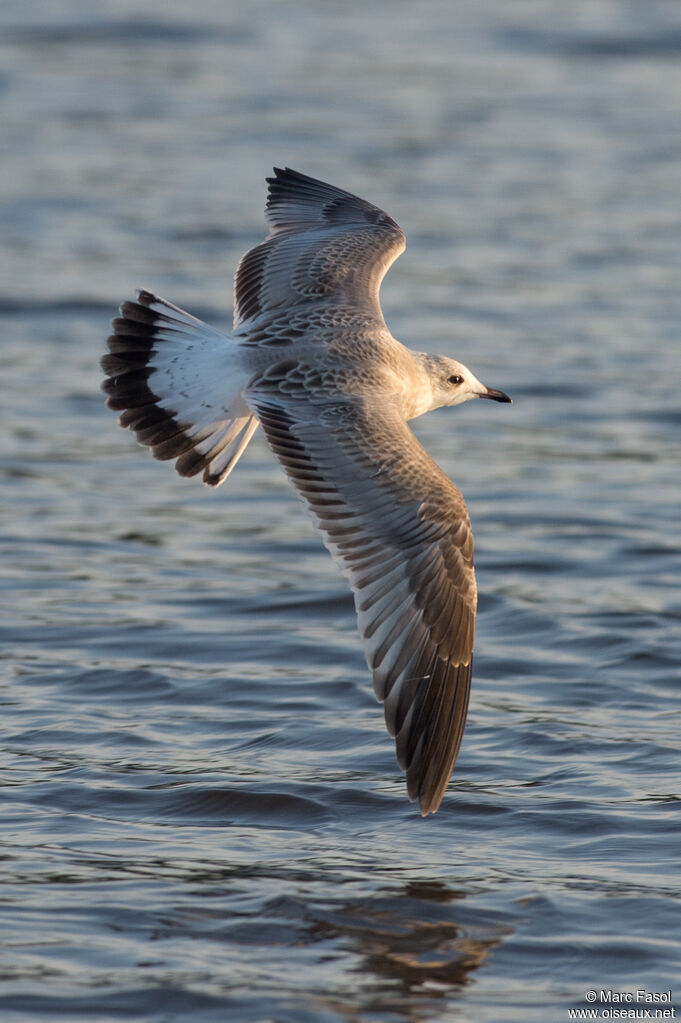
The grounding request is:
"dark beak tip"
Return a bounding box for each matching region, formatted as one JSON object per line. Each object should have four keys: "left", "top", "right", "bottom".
{"left": 483, "top": 387, "right": 512, "bottom": 404}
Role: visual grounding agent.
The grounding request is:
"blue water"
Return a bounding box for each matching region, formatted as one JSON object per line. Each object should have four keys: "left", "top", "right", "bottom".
{"left": 1, "top": 2, "right": 680, "bottom": 1020}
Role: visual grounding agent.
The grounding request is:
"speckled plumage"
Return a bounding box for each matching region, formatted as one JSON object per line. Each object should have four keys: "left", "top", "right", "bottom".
{"left": 102, "top": 167, "right": 511, "bottom": 815}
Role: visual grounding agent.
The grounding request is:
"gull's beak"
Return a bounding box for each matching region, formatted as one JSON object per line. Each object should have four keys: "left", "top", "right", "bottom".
{"left": 479, "top": 385, "right": 512, "bottom": 404}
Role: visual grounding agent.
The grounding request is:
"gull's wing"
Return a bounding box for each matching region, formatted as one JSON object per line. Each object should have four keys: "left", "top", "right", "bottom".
{"left": 233, "top": 167, "right": 406, "bottom": 329}
{"left": 246, "top": 376, "right": 477, "bottom": 815}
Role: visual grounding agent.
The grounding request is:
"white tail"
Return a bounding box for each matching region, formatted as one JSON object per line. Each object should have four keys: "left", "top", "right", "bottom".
{"left": 102, "top": 290, "right": 257, "bottom": 486}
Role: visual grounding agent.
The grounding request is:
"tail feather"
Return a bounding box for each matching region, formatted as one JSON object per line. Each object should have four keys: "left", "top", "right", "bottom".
{"left": 102, "top": 290, "right": 257, "bottom": 486}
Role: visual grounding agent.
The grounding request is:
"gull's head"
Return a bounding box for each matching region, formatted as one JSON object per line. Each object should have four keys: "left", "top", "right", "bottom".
{"left": 425, "top": 355, "right": 512, "bottom": 411}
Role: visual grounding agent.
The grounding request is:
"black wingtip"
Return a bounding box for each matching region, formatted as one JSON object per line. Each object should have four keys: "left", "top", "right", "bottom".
{"left": 265, "top": 166, "right": 320, "bottom": 204}
{"left": 135, "top": 288, "right": 158, "bottom": 307}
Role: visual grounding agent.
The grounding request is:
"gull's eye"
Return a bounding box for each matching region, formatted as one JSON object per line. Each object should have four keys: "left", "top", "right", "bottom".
{"left": 448, "top": 374, "right": 463, "bottom": 385}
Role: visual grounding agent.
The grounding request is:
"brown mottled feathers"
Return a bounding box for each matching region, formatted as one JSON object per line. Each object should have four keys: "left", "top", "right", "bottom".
{"left": 246, "top": 373, "right": 477, "bottom": 816}
{"left": 233, "top": 167, "right": 405, "bottom": 329}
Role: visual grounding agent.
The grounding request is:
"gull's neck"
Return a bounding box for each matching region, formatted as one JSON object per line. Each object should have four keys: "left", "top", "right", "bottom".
{"left": 401, "top": 351, "right": 437, "bottom": 420}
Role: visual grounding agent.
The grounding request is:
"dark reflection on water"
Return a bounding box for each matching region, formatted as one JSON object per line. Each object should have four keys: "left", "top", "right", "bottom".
{"left": 2, "top": 0, "right": 681, "bottom": 1020}
{"left": 302, "top": 881, "right": 510, "bottom": 993}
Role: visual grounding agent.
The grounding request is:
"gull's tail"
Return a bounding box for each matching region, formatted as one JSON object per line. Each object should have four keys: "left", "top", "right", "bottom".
{"left": 102, "top": 290, "right": 257, "bottom": 486}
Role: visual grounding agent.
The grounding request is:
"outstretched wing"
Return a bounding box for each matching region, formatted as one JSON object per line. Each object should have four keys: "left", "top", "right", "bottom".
{"left": 246, "top": 375, "right": 477, "bottom": 815}
{"left": 234, "top": 167, "right": 406, "bottom": 329}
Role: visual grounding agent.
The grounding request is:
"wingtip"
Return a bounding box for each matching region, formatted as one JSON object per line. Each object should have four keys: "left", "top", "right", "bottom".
{"left": 266, "top": 165, "right": 297, "bottom": 187}
{"left": 418, "top": 793, "right": 442, "bottom": 817}
{"left": 135, "top": 288, "right": 158, "bottom": 307}
{"left": 265, "top": 166, "right": 316, "bottom": 199}
{"left": 408, "top": 769, "right": 445, "bottom": 817}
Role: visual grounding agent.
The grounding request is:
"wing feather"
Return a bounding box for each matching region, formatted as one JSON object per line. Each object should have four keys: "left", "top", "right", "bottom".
{"left": 247, "top": 383, "right": 477, "bottom": 815}
{"left": 233, "top": 168, "right": 406, "bottom": 329}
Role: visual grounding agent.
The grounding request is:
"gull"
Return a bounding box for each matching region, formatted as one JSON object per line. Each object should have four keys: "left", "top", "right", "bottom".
{"left": 102, "top": 167, "right": 511, "bottom": 815}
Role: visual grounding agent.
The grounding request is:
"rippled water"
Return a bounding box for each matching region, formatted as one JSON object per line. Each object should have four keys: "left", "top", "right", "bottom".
{"left": 2, "top": 1, "right": 680, "bottom": 1020}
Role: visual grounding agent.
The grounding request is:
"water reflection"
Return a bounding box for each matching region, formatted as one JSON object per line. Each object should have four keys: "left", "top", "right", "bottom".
{"left": 301, "top": 880, "right": 511, "bottom": 1020}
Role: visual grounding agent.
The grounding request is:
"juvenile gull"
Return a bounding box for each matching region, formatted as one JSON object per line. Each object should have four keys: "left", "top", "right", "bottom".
{"left": 102, "top": 167, "right": 511, "bottom": 815}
